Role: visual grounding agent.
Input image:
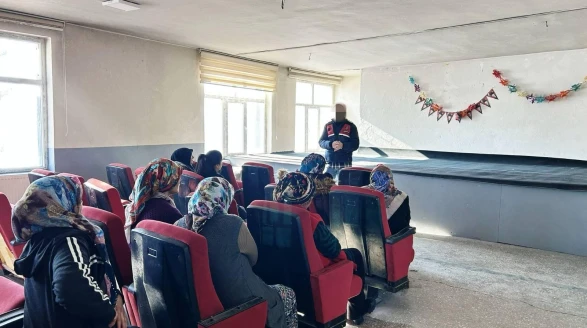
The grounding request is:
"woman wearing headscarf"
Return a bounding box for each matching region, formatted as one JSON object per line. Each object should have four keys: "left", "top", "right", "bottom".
{"left": 274, "top": 172, "right": 375, "bottom": 326}
{"left": 12, "top": 176, "right": 126, "bottom": 328}
{"left": 364, "top": 165, "right": 411, "bottom": 234}
{"left": 124, "top": 158, "right": 183, "bottom": 240}
{"left": 299, "top": 153, "right": 335, "bottom": 224}
{"left": 175, "top": 177, "right": 297, "bottom": 328}
{"left": 171, "top": 147, "right": 195, "bottom": 172}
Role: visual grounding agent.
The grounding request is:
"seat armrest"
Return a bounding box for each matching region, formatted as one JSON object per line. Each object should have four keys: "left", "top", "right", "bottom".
{"left": 310, "top": 260, "right": 354, "bottom": 324}
{"left": 198, "top": 297, "right": 267, "bottom": 328}
{"left": 0, "top": 308, "right": 24, "bottom": 327}
{"left": 385, "top": 227, "right": 416, "bottom": 245}
{"left": 122, "top": 284, "right": 140, "bottom": 327}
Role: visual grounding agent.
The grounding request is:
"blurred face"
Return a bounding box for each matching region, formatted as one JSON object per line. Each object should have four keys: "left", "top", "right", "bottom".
{"left": 191, "top": 154, "right": 196, "bottom": 166}
{"left": 334, "top": 103, "right": 347, "bottom": 122}
{"left": 215, "top": 163, "right": 222, "bottom": 174}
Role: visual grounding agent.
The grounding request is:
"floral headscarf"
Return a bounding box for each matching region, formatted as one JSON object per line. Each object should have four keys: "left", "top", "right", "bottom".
{"left": 274, "top": 172, "right": 315, "bottom": 206}
{"left": 11, "top": 176, "right": 119, "bottom": 305}
{"left": 127, "top": 158, "right": 182, "bottom": 226}
{"left": 299, "top": 153, "right": 326, "bottom": 175}
{"left": 186, "top": 177, "right": 234, "bottom": 233}
{"left": 365, "top": 165, "right": 406, "bottom": 216}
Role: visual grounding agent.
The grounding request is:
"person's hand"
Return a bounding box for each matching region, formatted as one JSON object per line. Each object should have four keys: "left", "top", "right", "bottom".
{"left": 332, "top": 141, "right": 343, "bottom": 151}
{"left": 109, "top": 295, "right": 127, "bottom": 328}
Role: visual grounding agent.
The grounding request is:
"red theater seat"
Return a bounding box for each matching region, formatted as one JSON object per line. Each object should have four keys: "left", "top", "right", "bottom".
{"left": 83, "top": 179, "right": 126, "bottom": 223}
{"left": 329, "top": 186, "right": 415, "bottom": 292}
{"left": 241, "top": 163, "right": 274, "bottom": 207}
{"left": 177, "top": 171, "right": 205, "bottom": 215}
{"left": 247, "top": 201, "right": 361, "bottom": 327}
{"left": 0, "top": 193, "right": 24, "bottom": 260}
{"left": 0, "top": 276, "right": 24, "bottom": 324}
{"left": 338, "top": 167, "right": 372, "bottom": 187}
{"left": 131, "top": 221, "right": 267, "bottom": 328}
{"left": 27, "top": 169, "right": 56, "bottom": 184}
{"left": 58, "top": 173, "right": 88, "bottom": 205}
{"left": 106, "top": 163, "right": 135, "bottom": 200}
{"left": 134, "top": 167, "right": 145, "bottom": 179}
{"left": 221, "top": 162, "right": 244, "bottom": 206}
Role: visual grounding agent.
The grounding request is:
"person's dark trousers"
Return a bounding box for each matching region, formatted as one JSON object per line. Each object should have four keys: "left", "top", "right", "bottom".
{"left": 343, "top": 248, "right": 368, "bottom": 320}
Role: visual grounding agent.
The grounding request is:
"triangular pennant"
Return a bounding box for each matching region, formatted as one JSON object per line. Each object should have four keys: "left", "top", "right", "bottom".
{"left": 437, "top": 111, "right": 445, "bottom": 121}
{"left": 446, "top": 112, "right": 454, "bottom": 123}
{"left": 480, "top": 96, "right": 491, "bottom": 108}
{"left": 475, "top": 102, "right": 483, "bottom": 113}
{"left": 422, "top": 99, "right": 433, "bottom": 111}
{"left": 455, "top": 113, "right": 462, "bottom": 123}
{"left": 428, "top": 108, "right": 435, "bottom": 116}
{"left": 467, "top": 110, "right": 473, "bottom": 120}
{"left": 415, "top": 96, "right": 425, "bottom": 104}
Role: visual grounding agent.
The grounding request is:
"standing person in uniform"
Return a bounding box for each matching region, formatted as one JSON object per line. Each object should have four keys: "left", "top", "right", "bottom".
{"left": 319, "top": 103, "right": 360, "bottom": 179}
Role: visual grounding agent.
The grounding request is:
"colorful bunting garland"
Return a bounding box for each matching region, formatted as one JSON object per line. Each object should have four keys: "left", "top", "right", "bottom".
{"left": 409, "top": 76, "right": 499, "bottom": 124}
{"left": 492, "top": 70, "right": 587, "bottom": 104}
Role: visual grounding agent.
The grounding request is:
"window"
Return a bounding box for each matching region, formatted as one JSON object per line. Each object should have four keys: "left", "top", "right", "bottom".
{"left": 294, "top": 81, "right": 334, "bottom": 152}
{"left": 0, "top": 33, "right": 47, "bottom": 173}
{"left": 203, "top": 84, "right": 267, "bottom": 155}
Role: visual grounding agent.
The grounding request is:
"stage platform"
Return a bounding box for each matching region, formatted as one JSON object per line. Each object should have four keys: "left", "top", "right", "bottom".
{"left": 229, "top": 149, "right": 587, "bottom": 257}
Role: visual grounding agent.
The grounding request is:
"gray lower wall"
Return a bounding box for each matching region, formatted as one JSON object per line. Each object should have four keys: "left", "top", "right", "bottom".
{"left": 229, "top": 157, "right": 587, "bottom": 257}
{"left": 52, "top": 143, "right": 204, "bottom": 182}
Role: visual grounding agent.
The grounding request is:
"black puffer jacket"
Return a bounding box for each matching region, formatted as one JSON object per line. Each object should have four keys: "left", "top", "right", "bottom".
{"left": 318, "top": 119, "right": 360, "bottom": 165}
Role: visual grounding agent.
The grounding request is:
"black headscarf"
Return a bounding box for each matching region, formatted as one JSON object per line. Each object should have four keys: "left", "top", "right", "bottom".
{"left": 171, "top": 148, "right": 194, "bottom": 171}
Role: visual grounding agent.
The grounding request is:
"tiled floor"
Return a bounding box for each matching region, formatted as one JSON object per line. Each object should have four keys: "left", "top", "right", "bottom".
{"left": 349, "top": 235, "right": 587, "bottom": 328}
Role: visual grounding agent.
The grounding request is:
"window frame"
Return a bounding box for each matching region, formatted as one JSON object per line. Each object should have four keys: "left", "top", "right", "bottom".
{"left": 295, "top": 81, "right": 334, "bottom": 152}
{"left": 0, "top": 31, "right": 48, "bottom": 174}
{"left": 203, "top": 86, "right": 267, "bottom": 156}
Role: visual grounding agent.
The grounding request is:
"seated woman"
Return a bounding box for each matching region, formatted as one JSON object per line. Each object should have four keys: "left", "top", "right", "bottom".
{"left": 12, "top": 176, "right": 126, "bottom": 328}
{"left": 171, "top": 147, "right": 196, "bottom": 172}
{"left": 195, "top": 150, "right": 247, "bottom": 220}
{"left": 274, "top": 172, "right": 375, "bottom": 325}
{"left": 299, "top": 153, "right": 335, "bottom": 224}
{"left": 195, "top": 150, "right": 224, "bottom": 178}
{"left": 364, "top": 165, "right": 411, "bottom": 234}
{"left": 125, "top": 158, "right": 183, "bottom": 240}
{"left": 175, "top": 177, "right": 297, "bottom": 328}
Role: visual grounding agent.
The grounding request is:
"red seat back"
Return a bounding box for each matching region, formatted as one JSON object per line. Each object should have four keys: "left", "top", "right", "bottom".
{"left": 134, "top": 167, "right": 145, "bottom": 179}
{"left": 82, "top": 206, "right": 132, "bottom": 286}
{"left": 241, "top": 163, "right": 275, "bottom": 207}
{"left": 106, "top": 163, "right": 135, "bottom": 200}
{"left": 83, "top": 179, "right": 126, "bottom": 223}
{"left": 329, "top": 186, "right": 415, "bottom": 290}
{"left": 131, "top": 221, "right": 224, "bottom": 326}
{"left": 0, "top": 193, "right": 24, "bottom": 259}
{"left": 221, "top": 162, "right": 244, "bottom": 206}
{"left": 338, "top": 167, "right": 372, "bottom": 187}
{"left": 0, "top": 276, "right": 24, "bottom": 315}
{"left": 58, "top": 173, "right": 88, "bottom": 205}
{"left": 177, "top": 171, "right": 205, "bottom": 215}
{"left": 28, "top": 169, "right": 55, "bottom": 184}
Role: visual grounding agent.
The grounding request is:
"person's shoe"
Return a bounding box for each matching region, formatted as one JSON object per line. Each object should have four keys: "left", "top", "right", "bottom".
{"left": 365, "top": 297, "right": 377, "bottom": 314}
{"left": 346, "top": 316, "right": 365, "bottom": 326}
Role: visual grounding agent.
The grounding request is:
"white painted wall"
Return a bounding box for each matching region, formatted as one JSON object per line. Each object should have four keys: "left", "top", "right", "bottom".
{"left": 58, "top": 25, "right": 203, "bottom": 149}
{"left": 270, "top": 67, "right": 296, "bottom": 152}
{"left": 335, "top": 75, "right": 361, "bottom": 124}
{"left": 360, "top": 48, "right": 587, "bottom": 160}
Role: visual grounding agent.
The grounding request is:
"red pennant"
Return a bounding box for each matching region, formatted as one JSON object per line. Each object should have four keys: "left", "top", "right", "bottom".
{"left": 415, "top": 96, "right": 425, "bottom": 104}
{"left": 437, "top": 111, "right": 445, "bottom": 121}
{"left": 487, "top": 89, "right": 498, "bottom": 100}
{"left": 480, "top": 96, "right": 491, "bottom": 108}
{"left": 446, "top": 112, "right": 454, "bottom": 123}
{"left": 455, "top": 113, "right": 462, "bottom": 123}
{"left": 467, "top": 110, "right": 473, "bottom": 119}
{"left": 431, "top": 103, "right": 443, "bottom": 112}
{"left": 428, "top": 108, "right": 435, "bottom": 116}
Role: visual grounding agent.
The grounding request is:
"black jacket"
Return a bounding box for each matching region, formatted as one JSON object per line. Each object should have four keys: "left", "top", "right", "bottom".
{"left": 319, "top": 119, "right": 360, "bottom": 165}
{"left": 14, "top": 228, "right": 116, "bottom": 328}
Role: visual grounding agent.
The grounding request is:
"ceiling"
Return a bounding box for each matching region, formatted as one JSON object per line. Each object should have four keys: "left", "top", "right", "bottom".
{"left": 2, "top": 0, "right": 587, "bottom": 73}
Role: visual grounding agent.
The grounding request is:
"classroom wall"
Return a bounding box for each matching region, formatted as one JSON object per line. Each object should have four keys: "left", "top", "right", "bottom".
{"left": 54, "top": 25, "right": 204, "bottom": 180}
{"left": 270, "top": 67, "right": 296, "bottom": 153}
{"left": 360, "top": 48, "right": 587, "bottom": 160}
